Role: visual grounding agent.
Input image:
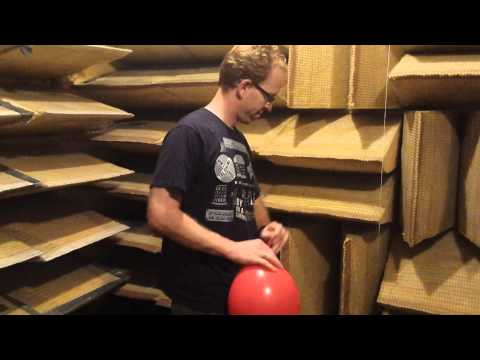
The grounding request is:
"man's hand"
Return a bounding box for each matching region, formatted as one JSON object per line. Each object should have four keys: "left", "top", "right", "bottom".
{"left": 226, "top": 239, "right": 284, "bottom": 271}
{"left": 260, "top": 221, "right": 289, "bottom": 255}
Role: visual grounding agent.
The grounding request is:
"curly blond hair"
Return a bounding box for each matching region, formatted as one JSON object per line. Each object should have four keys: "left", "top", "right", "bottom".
{"left": 219, "top": 45, "right": 287, "bottom": 90}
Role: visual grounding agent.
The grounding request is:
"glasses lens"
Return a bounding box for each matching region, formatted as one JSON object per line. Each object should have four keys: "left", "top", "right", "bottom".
{"left": 255, "top": 83, "right": 275, "bottom": 103}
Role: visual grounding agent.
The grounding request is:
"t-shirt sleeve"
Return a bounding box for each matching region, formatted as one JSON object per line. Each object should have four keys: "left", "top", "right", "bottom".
{"left": 151, "top": 125, "right": 202, "bottom": 194}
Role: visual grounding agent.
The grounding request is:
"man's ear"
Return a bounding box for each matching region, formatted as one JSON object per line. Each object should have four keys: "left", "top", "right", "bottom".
{"left": 236, "top": 79, "right": 251, "bottom": 100}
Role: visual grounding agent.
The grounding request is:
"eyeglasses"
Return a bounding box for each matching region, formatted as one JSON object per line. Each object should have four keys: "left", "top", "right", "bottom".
{"left": 252, "top": 83, "right": 276, "bottom": 104}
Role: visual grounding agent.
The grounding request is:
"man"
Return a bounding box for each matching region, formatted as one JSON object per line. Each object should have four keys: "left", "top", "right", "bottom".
{"left": 147, "top": 45, "right": 290, "bottom": 315}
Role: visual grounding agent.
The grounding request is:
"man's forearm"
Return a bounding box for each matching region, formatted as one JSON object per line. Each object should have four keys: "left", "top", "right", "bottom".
{"left": 147, "top": 188, "right": 284, "bottom": 270}
{"left": 254, "top": 197, "right": 271, "bottom": 230}
{"left": 149, "top": 205, "right": 234, "bottom": 259}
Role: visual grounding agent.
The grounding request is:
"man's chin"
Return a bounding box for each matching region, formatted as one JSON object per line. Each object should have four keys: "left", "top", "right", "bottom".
{"left": 238, "top": 112, "right": 263, "bottom": 124}
{"left": 238, "top": 117, "right": 254, "bottom": 124}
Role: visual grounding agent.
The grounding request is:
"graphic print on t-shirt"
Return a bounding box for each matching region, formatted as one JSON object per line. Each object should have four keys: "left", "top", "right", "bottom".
{"left": 211, "top": 184, "right": 228, "bottom": 206}
{"left": 222, "top": 137, "right": 249, "bottom": 155}
{"left": 207, "top": 136, "right": 258, "bottom": 224}
{"left": 205, "top": 208, "right": 234, "bottom": 222}
{"left": 233, "top": 154, "right": 247, "bottom": 179}
{"left": 214, "top": 154, "right": 236, "bottom": 183}
{"left": 233, "top": 187, "right": 256, "bottom": 222}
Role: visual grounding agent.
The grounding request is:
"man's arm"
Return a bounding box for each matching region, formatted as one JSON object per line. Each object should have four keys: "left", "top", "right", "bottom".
{"left": 254, "top": 197, "right": 289, "bottom": 255}
{"left": 254, "top": 197, "right": 271, "bottom": 230}
{"left": 147, "top": 187, "right": 283, "bottom": 270}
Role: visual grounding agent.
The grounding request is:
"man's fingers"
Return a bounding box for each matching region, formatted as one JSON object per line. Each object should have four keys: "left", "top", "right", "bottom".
{"left": 272, "top": 244, "right": 280, "bottom": 255}
{"left": 272, "top": 226, "right": 287, "bottom": 242}
{"left": 271, "top": 231, "right": 286, "bottom": 247}
{"left": 263, "top": 252, "right": 284, "bottom": 269}
{"left": 273, "top": 235, "right": 288, "bottom": 254}
{"left": 273, "top": 241, "right": 285, "bottom": 255}
{"left": 273, "top": 238, "right": 285, "bottom": 254}
{"left": 260, "top": 234, "right": 276, "bottom": 249}
{"left": 257, "top": 258, "right": 276, "bottom": 271}
{"left": 271, "top": 227, "right": 282, "bottom": 238}
{"left": 268, "top": 237, "right": 276, "bottom": 247}
{"left": 261, "top": 233, "right": 273, "bottom": 243}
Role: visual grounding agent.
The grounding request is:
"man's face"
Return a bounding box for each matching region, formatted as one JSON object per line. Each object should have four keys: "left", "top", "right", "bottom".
{"left": 237, "top": 65, "right": 288, "bottom": 124}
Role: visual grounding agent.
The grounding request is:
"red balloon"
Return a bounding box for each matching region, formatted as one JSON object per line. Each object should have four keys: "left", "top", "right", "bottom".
{"left": 228, "top": 265, "right": 300, "bottom": 315}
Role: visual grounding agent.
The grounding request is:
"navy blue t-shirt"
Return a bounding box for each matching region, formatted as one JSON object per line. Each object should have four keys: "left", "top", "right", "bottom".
{"left": 151, "top": 108, "right": 260, "bottom": 313}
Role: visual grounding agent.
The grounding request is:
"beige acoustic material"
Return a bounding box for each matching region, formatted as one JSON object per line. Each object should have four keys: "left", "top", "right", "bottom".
{"left": 0, "top": 151, "right": 133, "bottom": 192}
{"left": 76, "top": 67, "right": 286, "bottom": 110}
{"left": 0, "top": 89, "right": 132, "bottom": 136}
{"left": 99, "top": 225, "right": 164, "bottom": 312}
{"left": 93, "top": 113, "right": 293, "bottom": 156}
{"left": 0, "top": 46, "right": 18, "bottom": 52}
{"left": 258, "top": 164, "right": 396, "bottom": 223}
{"left": 0, "top": 105, "right": 23, "bottom": 127}
{"left": 401, "top": 111, "right": 460, "bottom": 246}
{"left": 281, "top": 217, "right": 340, "bottom": 314}
{"left": 114, "top": 283, "right": 172, "bottom": 308}
{"left": 0, "top": 256, "right": 126, "bottom": 314}
{"left": 0, "top": 193, "right": 129, "bottom": 262}
{"left": 236, "top": 113, "right": 296, "bottom": 155}
{"left": 339, "top": 223, "right": 390, "bottom": 314}
{"left": 390, "top": 53, "right": 480, "bottom": 108}
{"left": 75, "top": 67, "right": 219, "bottom": 110}
{"left": 114, "top": 283, "right": 162, "bottom": 301}
{"left": 0, "top": 45, "right": 130, "bottom": 82}
{"left": 378, "top": 231, "right": 480, "bottom": 315}
{"left": 92, "top": 120, "right": 175, "bottom": 154}
{"left": 0, "top": 171, "right": 33, "bottom": 195}
{"left": 0, "top": 231, "right": 42, "bottom": 269}
{"left": 113, "top": 45, "right": 289, "bottom": 67}
{"left": 259, "top": 112, "right": 402, "bottom": 173}
{"left": 458, "top": 112, "right": 480, "bottom": 246}
{"left": 92, "top": 173, "right": 151, "bottom": 201}
{"left": 114, "top": 279, "right": 172, "bottom": 308}
{"left": 110, "top": 224, "right": 163, "bottom": 253}
{"left": 0, "top": 296, "right": 30, "bottom": 315}
{"left": 102, "top": 245, "right": 167, "bottom": 306}
{"left": 287, "top": 45, "right": 401, "bottom": 109}
{"left": 113, "top": 45, "right": 233, "bottom": 66}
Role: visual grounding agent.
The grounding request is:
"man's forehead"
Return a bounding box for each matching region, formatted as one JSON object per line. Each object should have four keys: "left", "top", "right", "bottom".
{"left": 262, "top": 66, "right": 288, "bottom": 90}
